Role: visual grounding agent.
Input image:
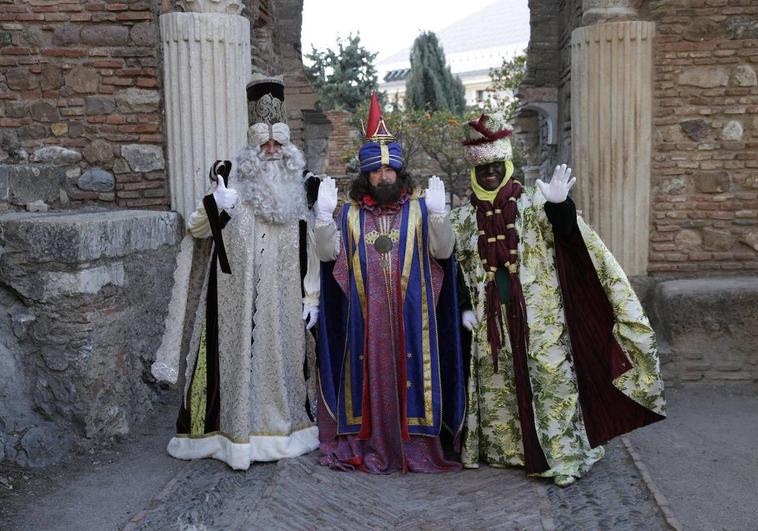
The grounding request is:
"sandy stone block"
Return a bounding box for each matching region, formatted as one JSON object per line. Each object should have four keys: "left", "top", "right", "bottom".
{"left": 51, "top": 122, "right": 68, "bottom": 137}
{"left": 678, "top": 67, "right": 729, "bottom": 88}
{"left": 121, "top": 144, "right": 164, "bottom": 172}
{"left": 65, "top": 65, "right": 99, "bottom": 94}
{"left": 730, "top": 64, "right": 757, "bottom": 87}
{"left": 26, "top": 200, "right": 49, "bottom": 213}
{"left": 31, "top": 146, "right": 81, "bottom": 165}
{"left": 115, "top": 87, "right": 160, "bottom": 113}
{"left": 702, "top": 227, "right": 735, "bottom": 251}
{"left": 82, "top": 139, "right": 114, "bottom": 165}
{"left": 80, "top": 25, "right": 129, "bottom": 46}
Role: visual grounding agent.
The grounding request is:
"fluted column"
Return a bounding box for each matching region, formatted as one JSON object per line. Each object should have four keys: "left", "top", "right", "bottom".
{"left": 152, "top": 1, "right": 251, "bottom": 384}
{"left": 571, "top": 15, "right": 654, "bottom": 275}
{"left": 161, "top": 0, "right": 250, "bottom": 221}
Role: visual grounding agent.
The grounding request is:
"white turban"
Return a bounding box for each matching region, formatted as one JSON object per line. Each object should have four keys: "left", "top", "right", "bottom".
{"left": 248, "top": 122, "right": 290, "bottom": 147}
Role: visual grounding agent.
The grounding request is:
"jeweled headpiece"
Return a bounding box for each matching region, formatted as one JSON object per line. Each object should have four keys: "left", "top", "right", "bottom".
{"left": 461, "top": 113, "right": 513, "bottom": 166}
{"left": 358, "top": 92, "right": 404, "bottom": 173}
{"left": 247, "top": 74, "right": 290, "bottom": 146}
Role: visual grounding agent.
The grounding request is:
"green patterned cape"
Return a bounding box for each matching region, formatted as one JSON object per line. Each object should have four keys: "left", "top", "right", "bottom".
{"left": 451, "top": 187, "right": 665, "bottom": 478}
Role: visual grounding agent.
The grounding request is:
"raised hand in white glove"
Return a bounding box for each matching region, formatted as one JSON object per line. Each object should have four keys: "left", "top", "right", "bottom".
{"left": 315, "top": 176, "right": 338, "bottom": 223}
{"left": 536, "top": 164, "right": 577, "bottom": 204}
{"left": 302, "top": 303, "right": 319, "bottom": 330}
{"left": 213, "top": 175, "right": 239, "bottom": 211}
{"left": 461, "top": 310, "right": 479, "bottom": 331}
{"left": 425, "top": 175, "right": 448, "bottom": 216}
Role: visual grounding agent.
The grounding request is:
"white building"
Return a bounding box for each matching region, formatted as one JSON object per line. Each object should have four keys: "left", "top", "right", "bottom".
{"left": 377, "top": 0, "right": 530, "bottom": 108}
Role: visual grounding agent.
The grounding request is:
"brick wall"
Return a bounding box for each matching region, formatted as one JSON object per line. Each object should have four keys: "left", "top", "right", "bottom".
{"left": 524, "top": 0, "right": 758, "bottom": 274}
{"left": 556, "top": 0, "right": 582, "bottom": 166}
{"left": 524, "top": 0, "right": 560, "bottom": 88}
{"left": 249, "top": 0, "right": 281, "bottom": 76}
{"left": 0, "top": 0, "right": 167, "bottom": 210}
{"left": 277, "top": 0, "right": 318, "bottom": 148}
{"left": 518, "top": 0, "right": 580, "bottom": 184}
{"left": 323, "top": 110, "right": 356, "bottom": 178}
{"left": 649, "top": 0, "right": 758, "bottom": 274}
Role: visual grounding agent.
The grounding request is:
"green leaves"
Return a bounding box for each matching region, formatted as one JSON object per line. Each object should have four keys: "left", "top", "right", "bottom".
{"left": 304, "top": 33, "right": 379, "bottom": 113}
{"left": 405, "top": 31, "right": 465, "bottom": 115}
{"left": 483, "top": 51, "right": 527, "bottom": 121}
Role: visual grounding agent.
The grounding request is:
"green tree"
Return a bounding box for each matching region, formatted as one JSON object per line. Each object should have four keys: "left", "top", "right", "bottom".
{"left": 405, "top": 32, "right": 465, "bottom": 115}
{"left": 484, "top": 51, "right": 527, "bottom": 120}
{"left": 304, "top": 34, "right": 379, "bottom": 113}
{"left": 412, "top": 111, "right": 472, "bottom": 199}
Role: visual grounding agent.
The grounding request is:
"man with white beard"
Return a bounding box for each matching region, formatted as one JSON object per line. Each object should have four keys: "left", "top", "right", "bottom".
{"left": 166, "top": 77, "right": 320, "bottom": 470}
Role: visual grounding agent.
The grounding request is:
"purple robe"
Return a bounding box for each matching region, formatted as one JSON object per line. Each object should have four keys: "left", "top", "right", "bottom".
{"left": 317, "top": 197, "right": 464, "bottom": 474}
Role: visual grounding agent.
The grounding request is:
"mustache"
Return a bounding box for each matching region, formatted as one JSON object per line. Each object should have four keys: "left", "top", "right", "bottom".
{"left": 369, "top": 181, "right": 402, "bottom": 205}
{"left": 257, "top": 151, "right": 284, "bottom": 161}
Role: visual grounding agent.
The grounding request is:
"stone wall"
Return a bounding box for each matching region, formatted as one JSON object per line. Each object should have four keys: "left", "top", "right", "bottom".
{"left": 645, "top": 277, "right": 758, "bottom": 385}
{"left": 323, "top": 110, "right": 357, "bottom": 179}
{"left": 649, "top": 0, "right": 758, "bottom": 274}
{"left": 0, "top": 0, "right": 167, "bottom": 211}
{"left": 0, "top": 0, "right": 319, "bottom": 469}
{"left": 0, "top": 210, "right": 182, "bottom": 466}
{"left": 523, "top": 0, "right": 758, "bottom": 274}
{"left": 0, "top": 0, "right": 314, "bottom": 215}
{"left": 248, "top": 0, "right": 281, "bottom": 75}
{"left": 517, "top": 0, "right": 581, "bottom": 184}
{"left": 556, "top": 0, "right": 582, "bottom": 167}
{"left": 524, "top": 0, "right": 561, "bottom": 88}
{"left": 277, "top": 0, "right": 318, "bottom": 149}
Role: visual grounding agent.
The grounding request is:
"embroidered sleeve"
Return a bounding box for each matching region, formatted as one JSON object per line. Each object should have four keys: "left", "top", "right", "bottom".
{"left": 303, "top": 220, "right": 321, "bottom": 306}
{"left": 187, "top": 202, "right": 212, "bottom": 239}
{"left": 313, "top": 216, "right": 340, "bottom": 261}
{"left": 428, "top": 212, "right": 455, "bottom": 259}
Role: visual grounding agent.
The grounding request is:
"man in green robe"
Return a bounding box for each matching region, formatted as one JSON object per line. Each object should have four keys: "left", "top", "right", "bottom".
{"left": 451, "top": 113, "right": 665, "bottom": 486}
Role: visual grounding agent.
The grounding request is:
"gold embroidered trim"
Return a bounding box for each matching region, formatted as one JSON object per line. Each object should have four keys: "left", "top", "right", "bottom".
{"left": 364, "top": 228, "right": 400, "bottom": 246}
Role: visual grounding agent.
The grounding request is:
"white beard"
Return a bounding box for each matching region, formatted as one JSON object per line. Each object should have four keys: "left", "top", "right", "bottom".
{"left": 234, "top": 142, "right": 308, "bottom": 225}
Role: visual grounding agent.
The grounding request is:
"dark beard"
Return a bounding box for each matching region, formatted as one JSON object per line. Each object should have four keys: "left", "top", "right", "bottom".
{"left": 368, "top": 182, "right": 402, "bottom": 205}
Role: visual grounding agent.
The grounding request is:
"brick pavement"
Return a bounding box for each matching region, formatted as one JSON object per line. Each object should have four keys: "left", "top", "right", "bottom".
{"left": 126, "top": 440, "right": 670, "bottom": 530}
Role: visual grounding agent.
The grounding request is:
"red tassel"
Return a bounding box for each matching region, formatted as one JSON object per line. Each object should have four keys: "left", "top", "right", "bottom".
{"left": 485, "top": 280, "right": 504, "bottom": 372}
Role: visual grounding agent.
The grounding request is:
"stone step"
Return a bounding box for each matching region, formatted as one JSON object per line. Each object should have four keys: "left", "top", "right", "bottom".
{"left": 0, "top": 209, "right": 181, "bottom": 264}
{"left": 635, "top": 276, "right": 758, "bottom": 385}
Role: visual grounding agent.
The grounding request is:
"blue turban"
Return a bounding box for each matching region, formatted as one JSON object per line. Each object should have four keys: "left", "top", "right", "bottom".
{"left": 358, "top": 141, "right": 404, "bottom": 173}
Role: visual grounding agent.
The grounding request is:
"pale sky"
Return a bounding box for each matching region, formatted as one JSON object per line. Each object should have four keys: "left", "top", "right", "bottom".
{"left": 301, "top": 0, "right": 498, "bottom": 63}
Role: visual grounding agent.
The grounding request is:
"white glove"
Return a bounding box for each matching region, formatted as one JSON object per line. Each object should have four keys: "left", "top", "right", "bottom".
{"left": 425, "top": 175, "right": 448, "bottom": 216}
{"left": 536, "top": 164, "right": 577, "bottom": 204}
{"left": 302, "top": 303, "right": 319, "bottom": 330}
{"left": 315, "top": 176, "right": 338, "bottom": 223}
{"left": 213, "top": 175, "right": 239, "bottom": 211}
{"left": 461, "top": 310, "right": 479, "bottom": 331}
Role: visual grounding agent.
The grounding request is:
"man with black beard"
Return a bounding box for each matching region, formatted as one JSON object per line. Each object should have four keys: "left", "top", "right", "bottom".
{"left": 312, "top": 93, "right": 466, "bottom": 474}
{"left": 166, "top": 78, "right": 320, "bottom": 470}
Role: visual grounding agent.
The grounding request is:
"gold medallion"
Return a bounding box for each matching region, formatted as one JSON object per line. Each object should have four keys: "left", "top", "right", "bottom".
{"left": 374, "top": 234, "right": 393, "bottom": 254}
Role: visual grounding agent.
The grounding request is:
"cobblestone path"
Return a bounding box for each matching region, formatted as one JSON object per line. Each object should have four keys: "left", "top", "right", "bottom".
{"left": 126, "top": 440, "right": 670, "bottom": 530}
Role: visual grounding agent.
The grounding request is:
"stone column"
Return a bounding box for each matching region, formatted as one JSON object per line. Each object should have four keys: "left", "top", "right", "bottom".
{"left": 571, "top": 1, "right": 653, "bottom": 275}
{"left": 153, "top": 0, "right": 251, "bottom": 384}
{"left": 582, "top": 0, "right": 642, "bottom": 25}
{"left": 160, "top": 0, "right": 251, "bottom": 221}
